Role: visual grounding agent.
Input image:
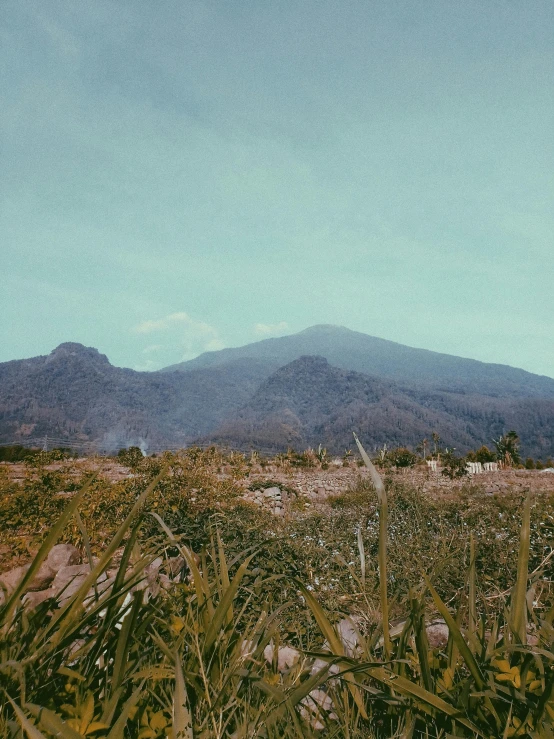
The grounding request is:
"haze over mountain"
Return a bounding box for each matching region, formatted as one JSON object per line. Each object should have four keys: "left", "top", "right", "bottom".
{"left": 208, "top": 355, "right": 554, "bottom": 457}
{"left": 1, "top": 326, "right": 553, "bottom": 458}
{"left": 165, "top": 325, "right": 554, "bottom": 399}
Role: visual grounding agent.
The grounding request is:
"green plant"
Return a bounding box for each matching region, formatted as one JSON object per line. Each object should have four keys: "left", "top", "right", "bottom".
{"left": 493, "top": 431, "right": 521, "bottom": 467}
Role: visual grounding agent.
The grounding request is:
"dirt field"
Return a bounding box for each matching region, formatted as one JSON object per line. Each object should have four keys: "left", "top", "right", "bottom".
{"left": 3, "top": 457, "right": 553, "bottom": 502}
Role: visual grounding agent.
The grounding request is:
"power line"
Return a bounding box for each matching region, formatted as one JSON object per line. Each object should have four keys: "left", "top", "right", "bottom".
{"left": 0, "top": 436, "right": 285, "bottom": 457}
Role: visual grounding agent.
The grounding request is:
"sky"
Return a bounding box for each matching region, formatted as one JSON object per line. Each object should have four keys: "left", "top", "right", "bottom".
{"left": 1, "top": 0, "right": 553, "bottom": 377}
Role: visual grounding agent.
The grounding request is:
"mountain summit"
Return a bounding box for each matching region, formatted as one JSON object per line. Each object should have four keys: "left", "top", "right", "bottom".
{"left": 162, "top": 324, "right": 554, "bottom": 399}
{"left": 1, "top": 328, "right": 553, "bottom": 457}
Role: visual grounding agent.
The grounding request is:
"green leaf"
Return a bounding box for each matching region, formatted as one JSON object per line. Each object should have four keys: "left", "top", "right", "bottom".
{"left": 26, "top": 703, "right": 83, "bottom": 739}
{"left": 424, "top": 575, "right": 486, "bottom": 691}
{"left": 173, "top": 652, "right": 194, "bottom": 739}
{"left": 510, "top": 491, "right": 531, "bottom": 643}
{"left": 6, "top": 697, "right": 49, "bottom": 739}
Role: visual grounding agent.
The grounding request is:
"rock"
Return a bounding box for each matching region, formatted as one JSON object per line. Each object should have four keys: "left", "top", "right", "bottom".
{"left": 165, "top": 556, "right": 186, "bottom": 578}
{"left": 0, "top": 561, "right": 55, "bottom": 594}
{"left": 336, "top": 617, "right": 362, "bottom": 657}
{"left": 46, "top": 544, "right": 81, "bottom": 571}
{"left": 264, "top": 644, "right": 301, "bottom": 672}
{"left": 426, "top": 620, "right": 449, "bottom": 649}
{"left": 0, "top": 543, "right": 81, "bottom": 599}
{"left": 299, "top": 689, "right": 337, "bottom": 730}
{"left": 23, "top": 589, "right": 57, "bottom": 609}
{"left": 263, "top": 486, "right": 281, "bottom": 498}
{"left": 51, "top": 564, "right": 108, "bottom": 603}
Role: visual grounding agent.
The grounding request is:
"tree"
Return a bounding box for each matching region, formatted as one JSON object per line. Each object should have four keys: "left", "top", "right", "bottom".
{"left": 389, "top": 447, "right": 417, "bottom": 468}
{"left": 117, "top": 446, "right": 145, "bottom": 469}
{"left": 416, "top": 438, "right": 429, "bottom": 459}
{"left": 493, "top": 430, "right": 521, "bottom": 467}
{"left": 474, "top": 445, "right": 496, "bottom": 464}
{"left": 441, "top": 449, "right": 468, "bottom": 479}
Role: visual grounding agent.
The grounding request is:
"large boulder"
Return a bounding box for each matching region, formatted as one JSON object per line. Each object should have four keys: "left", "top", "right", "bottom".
{"left": 0, "top": 561, "right": 55, "bottom": 595}
{"left": 51, "top": 564, "right": 109, "bottom": 604}
{"left": 23, "top": 589, "right": 57, "bottom": 609}
{"left": 46, "top": 544, "right": 81, "bottom": 571}
{"left": 0, "top": 543, "right": 81, "bottom": 602}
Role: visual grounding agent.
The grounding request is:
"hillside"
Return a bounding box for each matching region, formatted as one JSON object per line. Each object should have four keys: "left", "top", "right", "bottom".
{"left": 1, "top": 331, "right": 553, "bottom": 458}
{"left": 164, "top": 324, "right": 554, "bottom": 399}
{"left": 0, "top": 343, "right": 268, "bottom": 451}
{"left": 205, "top": 355, "right": 554, "bottom": 456}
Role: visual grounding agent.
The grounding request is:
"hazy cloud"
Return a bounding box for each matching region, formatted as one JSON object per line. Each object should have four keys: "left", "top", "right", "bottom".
{"left": 132, "top": 312, "right": 224, "bottom": 362}
{"left": 133, "top": 312, "right": 193, "bottom": 334}
{"left": 254, "top": 321, "right": 289, "bottom": 337}
{"left": 133, "top": 358, "right": 158, "bottom": 372}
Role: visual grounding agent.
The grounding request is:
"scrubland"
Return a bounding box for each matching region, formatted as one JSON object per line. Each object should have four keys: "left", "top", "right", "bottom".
{"left": 0, "top": 447, "right": 553, "bottom": 738}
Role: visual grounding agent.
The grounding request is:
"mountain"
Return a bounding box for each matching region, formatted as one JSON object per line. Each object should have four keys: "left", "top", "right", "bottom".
{"left": 1, "top": 329, "right": 553, "bottom": 458}
{"left": 162, "top": 324, "right": 554, "bottom": 399}
{"left": 0, "top": 343, "right": 267, "bottom": 451}
{"left": 204, "top": 355, "right": 554, "bottom": 456}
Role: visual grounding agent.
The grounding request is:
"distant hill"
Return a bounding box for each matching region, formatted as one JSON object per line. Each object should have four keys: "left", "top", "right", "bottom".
{"left": 0, "top": 343, "right": 268, "bottom": 451}
{"left": 1, "top": 329, "right": 553, "bottom": 458}
{"left": 163, "top": 324, "right": 554, "bottom": 399}
{"left": 204, "top": 355, "right": 554, "bottom": 456}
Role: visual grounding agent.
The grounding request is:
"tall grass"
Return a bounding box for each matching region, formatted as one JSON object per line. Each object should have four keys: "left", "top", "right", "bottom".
{"left": 0, "top": 447, "right": 552, "bottom": 737}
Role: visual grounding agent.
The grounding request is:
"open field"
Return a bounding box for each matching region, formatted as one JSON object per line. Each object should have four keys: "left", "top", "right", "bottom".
{"left": 1, "top": 447, "right": 554, "bottom": 737}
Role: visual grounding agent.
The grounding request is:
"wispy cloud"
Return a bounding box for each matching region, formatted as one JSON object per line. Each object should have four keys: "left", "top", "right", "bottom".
{"left": 133, "top": 358, "right": 158, "bottom": 372}
{"left": 133, "top": 312, "right": 193, "bottom": 334}
{"left": 254, "top": 321, "right": 289, "bottom": 337}
{"left": 132, "top": 312, "right": 224, "bottom": 361}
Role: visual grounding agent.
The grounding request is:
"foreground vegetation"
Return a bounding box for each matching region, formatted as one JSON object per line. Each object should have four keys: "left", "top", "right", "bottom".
{"left": 0, "top": 445, "right": 553, "bottom": 737}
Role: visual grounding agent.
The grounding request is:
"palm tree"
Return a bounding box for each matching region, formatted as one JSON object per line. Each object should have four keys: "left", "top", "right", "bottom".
{"left": 492, "top": 430, "right": 521, "bottom": 467}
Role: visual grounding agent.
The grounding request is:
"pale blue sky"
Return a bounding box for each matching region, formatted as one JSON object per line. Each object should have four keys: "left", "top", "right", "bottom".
{"left": 1, "top": 0, "right": 553, "bottom": 376}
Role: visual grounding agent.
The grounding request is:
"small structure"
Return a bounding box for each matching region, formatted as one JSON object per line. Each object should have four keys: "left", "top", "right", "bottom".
{"left": 483, "top": 462, "right": 499, "bottom": 472}
{"left": 466, "top": 462, "right": 485, "bottom": 474}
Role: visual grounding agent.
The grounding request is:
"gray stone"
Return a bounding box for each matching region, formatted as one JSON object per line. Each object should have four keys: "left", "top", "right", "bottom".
{"left": 46, "top": 544, "right": 81, "bottom": 571}
{"left": 51, "top": 564, "right": 108, "bottom": 602}
{"left": 23, "top": 588, "right": 57, "bottom": 609}
{"left": 426, "top": 620, "right": 449, "bottom": 649}
{"left": 264, "top": 644, "right": 301, "bottom": 672}
{"left": 0, "top": 561, "right": 55, "bottom": 594}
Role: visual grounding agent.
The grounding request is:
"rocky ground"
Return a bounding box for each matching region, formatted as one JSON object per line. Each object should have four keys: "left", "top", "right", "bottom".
{"left": 3, "top": 457, "right": 554, "bottom": 504}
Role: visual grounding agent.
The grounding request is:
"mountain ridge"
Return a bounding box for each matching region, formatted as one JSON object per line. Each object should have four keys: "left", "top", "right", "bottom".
{"left": 1, "top": 327, "right": 553, "bottom": 458}
{"left": 205, "top": 355, "right": 554, "bottom": 455}
{"left": 162, "top": 324, "right": 554, "bottom": 399}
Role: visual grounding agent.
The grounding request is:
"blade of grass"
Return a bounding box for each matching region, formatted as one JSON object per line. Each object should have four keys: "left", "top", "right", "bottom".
{"left": 25, "top": 704, "right": 83, "bottom": 739}
{"left": 356, "top": 526, "right": 366, "bottom": 589}
{"left": 353, "top": 432, "right": 390, "bottom": 659}
{"left": 43, "top": 468, "right": 167, "bottom": 643}
{"left": 469, "top": 535, "right": 477, "bottom": 638}
{"left": 298, "top": 582, "right": 368, "bottom": 720}
{"left": 204, "top": 553, "right": 256, "bottom": 652}
{"left": 410, "top": 592, "right": 433, "bottom": 692}
{"left": 424, "top": 575, "right": 485, "bottom": 690}
{"left": 174, "top": 651, "right": 194, "bottom": 739}
{"left": 105, "top": 683, "right": 145, "bottom": 739}
{"left": 5, "top": 697, "right": 49, "bottom": 739}
{"left": 1, "top": 474, "right": 96, "bottom": 632}
{"left": 510, "top": 491, "right": 531, "bottom": 643}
